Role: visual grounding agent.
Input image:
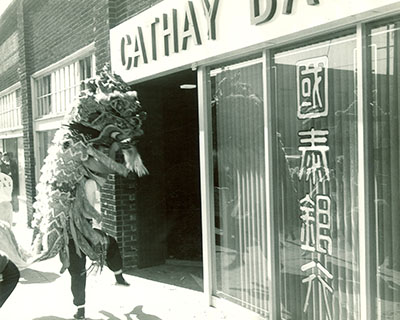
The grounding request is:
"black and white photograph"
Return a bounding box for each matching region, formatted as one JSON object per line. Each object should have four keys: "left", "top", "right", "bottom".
{"left": 0, "top": 0, "right": 400, "bottom": 319}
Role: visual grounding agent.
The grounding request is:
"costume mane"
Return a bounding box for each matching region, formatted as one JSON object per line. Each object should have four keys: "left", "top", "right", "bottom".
{"left": 30, "top": 64, "right": 148, "bottom": 272}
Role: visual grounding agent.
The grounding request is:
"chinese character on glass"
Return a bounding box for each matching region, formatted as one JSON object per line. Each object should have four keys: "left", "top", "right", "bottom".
{"left": 316, "top": 195, "right": 332, "bottom": 255}
{"left": 301, "top": 260, "right": 333, "bottom": 320}
{"left": 298, "top": 128, "right": 330, "bottom": 184}
{"left": 297, "top": 56, "right": 328, "bottom": 119}
{"left": 300, "top": 194, "right": 315, "bottom": 252}
{"left": 299, "top": 194, "right": 332, "bottom": 254}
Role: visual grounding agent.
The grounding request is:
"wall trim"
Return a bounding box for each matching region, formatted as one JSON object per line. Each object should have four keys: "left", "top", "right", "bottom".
{"left": 0, "top": 82, "right": 21, "bottom": 97}
{"left": 31, "top": 42, "right": 95, "bottom": 79}
{"left": 0, "top": 128, "right": 23, "bottom": 139}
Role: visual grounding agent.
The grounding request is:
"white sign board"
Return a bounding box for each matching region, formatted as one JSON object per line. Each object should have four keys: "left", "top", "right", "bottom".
{"left": 110, "top": 0, "right": 400, "bottom": 83}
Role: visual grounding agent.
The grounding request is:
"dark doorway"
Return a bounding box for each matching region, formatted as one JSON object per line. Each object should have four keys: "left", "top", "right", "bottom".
{"left": 134, "top": 69, "right": 202, "bottom": 268}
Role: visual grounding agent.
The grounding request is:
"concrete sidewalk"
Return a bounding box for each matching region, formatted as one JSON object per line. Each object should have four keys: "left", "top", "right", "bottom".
{"left": 0, "top": 213, "right": 241, "bottom": 320}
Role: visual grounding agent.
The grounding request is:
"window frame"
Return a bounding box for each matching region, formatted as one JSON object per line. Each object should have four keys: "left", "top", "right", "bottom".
{"left": 32, "top": 44, "right": 96, "bottom": 122}
{"left": 31, "top": 43, "right": 96, "bottom": 181}
{"left": 0, "top": 82, "right": 22, "bottom": 137}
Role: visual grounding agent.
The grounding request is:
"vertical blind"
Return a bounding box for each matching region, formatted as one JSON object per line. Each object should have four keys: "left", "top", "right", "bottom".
{"left": 272, "top": 34, "right": 360, "bottom": 320}
{"left": 211, "top": 60, "right": 269, "bottom": 317}
{"left": 370, "top": 21, "right": 400, "bottom": 320}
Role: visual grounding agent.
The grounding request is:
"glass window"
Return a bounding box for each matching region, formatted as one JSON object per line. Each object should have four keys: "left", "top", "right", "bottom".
{"left": 369, "top": 19, "right": 400, "bottom": 320}
{"left": 36, "top": 75, "right": 51, "bottom": 117}
{"left": 2, "top": 137, "right": 20, "bottom": 211}
{"left": 210, "top": 59, "right": 269, "bottom": 317}
{"left": 272, "top": 33, "right": 359, "bottom": 319}
{"left": 0, "top": 88, "right": 22, "bottom": 131}
{"left": 80, "top": 56, "right": 92, "bottom": 91}
{"left": 35, "top": 55, "right": 94, "bottom": 119}
{"left": 37, "top": 129, "right": 57, "bottom": 174}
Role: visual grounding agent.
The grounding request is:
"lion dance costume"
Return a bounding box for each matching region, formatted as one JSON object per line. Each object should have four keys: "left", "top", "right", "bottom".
{"left": 0, "top": 64, "right": 148, "bottom": 273}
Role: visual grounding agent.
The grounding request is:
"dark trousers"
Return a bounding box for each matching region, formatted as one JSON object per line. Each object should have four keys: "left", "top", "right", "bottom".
{"left": 0, "top": 260, "right": 20, "bottom": 308}
{"left": 67, "top": 234, "right": 123, "bottom": 307}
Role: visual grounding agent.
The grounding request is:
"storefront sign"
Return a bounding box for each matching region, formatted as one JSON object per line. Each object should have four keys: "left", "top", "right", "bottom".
{"left": 119, "top": 0, "right": 220, "bottom": 70}
{"left": 118, "top": 0, "right": 326, "bottom": 71}
{"left": 250, "top": 0, "right": 319, "bottom": 25}
{"left": 110, "top": 0, "right": 400, "bottom": 82}
{"left": 297, "top": 56, "right": 333, "bottom": 319}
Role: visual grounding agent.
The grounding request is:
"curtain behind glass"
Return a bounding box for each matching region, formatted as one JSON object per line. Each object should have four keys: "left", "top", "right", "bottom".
{"left": 211, "top": 61, "right": 268, "bottom": 317}
{"left": 272, "top": 34, "right": 360, "bottom": 320}
{"left": 369, "top": 21, "right": 400, "bottom": 320}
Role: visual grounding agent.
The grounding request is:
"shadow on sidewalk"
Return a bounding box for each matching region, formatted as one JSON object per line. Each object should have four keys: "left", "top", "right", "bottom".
{"left": 32, "top": 317, "right": 102, "bottom": 320}
{"left": 20, "top": 268, "right": 60, "bottom": 284}
{"left": 102, "top": 305, "right": 162, "bottom": 320}
{"left": 31, "top": 305, "right": 163, "bottom": 320}
{"left": 125, "top": 260, "right": 203, "bottom": 292}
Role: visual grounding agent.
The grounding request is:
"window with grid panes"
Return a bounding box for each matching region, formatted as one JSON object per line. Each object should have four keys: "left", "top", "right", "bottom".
{"left": 0, "top": 88, "right": 22, "bottom": 131}
{"left": 35, "top": 55, "right": 94, "bottom": 119}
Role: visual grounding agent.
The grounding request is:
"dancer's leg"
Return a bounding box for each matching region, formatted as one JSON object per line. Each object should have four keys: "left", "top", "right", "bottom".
{"left": 67, "top": 240, "right": 86, "bottom": 319}
{"left": 105, "top": 235, "right": 129, "bottom": 286}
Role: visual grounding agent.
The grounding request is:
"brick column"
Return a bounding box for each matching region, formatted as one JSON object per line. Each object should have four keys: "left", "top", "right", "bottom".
{"left": 17, "top": 0, "right": 36, "bottom": 227}
{"left": 94, "top": 1, "right": 139, "bottom": 269}
{"left": 101, "top": 174, "right": 138, "bottom": 268}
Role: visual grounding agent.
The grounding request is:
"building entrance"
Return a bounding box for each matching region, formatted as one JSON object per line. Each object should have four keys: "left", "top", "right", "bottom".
{"left": 134, "top": 70, "right": 202, "bottom": 268}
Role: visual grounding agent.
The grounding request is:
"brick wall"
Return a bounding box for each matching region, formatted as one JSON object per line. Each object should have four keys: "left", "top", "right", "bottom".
{"left": 17, "top": 0, "right": 36, "bottom": 225}
{"left": 0, "top": 0, "right": 19, "bottom": 92}
{"left": 23, "top": 0, "right": 103, "bottom": 72}
{"left": 109, "top": 0, "right": 163, "bottom": 28}
{"left": 101, "top": 174, "right": 138, "bottom": 268}
{"left": 94, "top": 1, "right": 112, "bottom": 71}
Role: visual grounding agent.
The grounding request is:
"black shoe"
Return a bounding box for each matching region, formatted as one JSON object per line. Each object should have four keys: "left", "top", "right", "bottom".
{"left": 115, "top": 274, "right": 130, "bottom": 286}
{"left": 73, "top": 307, "right": 85, "bottom": 319}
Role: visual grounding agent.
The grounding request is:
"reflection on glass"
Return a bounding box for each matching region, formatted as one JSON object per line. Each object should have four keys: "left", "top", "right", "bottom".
{"left": 370, "top": 21, "right": 400, "bottom": 320}
{"left": 272, "top": 34, "right": 360, "bottom": 319}
{"left": 38, "top": 129, "right": 57, "bottom": 174}
{"left": 211, "top": 61, "right": 268, "bottom": 317}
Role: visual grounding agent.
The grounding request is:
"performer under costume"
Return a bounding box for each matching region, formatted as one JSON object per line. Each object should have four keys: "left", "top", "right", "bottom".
{"left": 69, "top": 178, "right": 129, "bottom": 320}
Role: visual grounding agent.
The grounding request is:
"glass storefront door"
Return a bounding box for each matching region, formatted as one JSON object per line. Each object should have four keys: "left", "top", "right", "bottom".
{"left": 210, "top": 59, "right": 269, "bottom": 317}
{"left": 369, "top": 18, "right": 400, "bottom": 320}
{"left": 272, "top": 33, "right": 360, "bottom": 319}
